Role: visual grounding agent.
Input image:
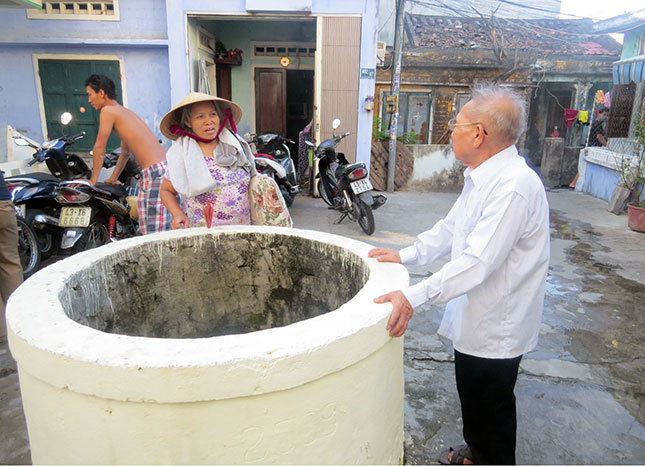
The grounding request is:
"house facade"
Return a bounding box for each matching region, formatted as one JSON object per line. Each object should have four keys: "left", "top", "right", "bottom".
{"left": 0, "top": 0, "right": 379, "bottom": 172}
{"left": 574, "top": 9, "right": 645, "bottom": 203}
{"left": 374, "top": 13, "right": 620, "bottom": 190}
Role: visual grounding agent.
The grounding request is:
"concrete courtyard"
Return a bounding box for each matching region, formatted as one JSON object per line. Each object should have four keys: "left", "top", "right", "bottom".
{"left": 1, "top": 188, "right": 643, "bottom": 464}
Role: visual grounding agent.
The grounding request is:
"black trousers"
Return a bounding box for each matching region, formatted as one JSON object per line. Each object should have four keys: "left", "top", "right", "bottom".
{"left": 454, "top": 349, "right": 522, "bottom": 465}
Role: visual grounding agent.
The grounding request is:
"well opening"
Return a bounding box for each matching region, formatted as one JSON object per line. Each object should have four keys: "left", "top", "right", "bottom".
{"left": 59, "top": 232, "right": 369, "bottom": 338}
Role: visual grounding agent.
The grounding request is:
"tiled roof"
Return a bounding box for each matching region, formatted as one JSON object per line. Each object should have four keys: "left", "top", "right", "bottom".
{"left": 405, "top": 14, "right": 621, "bottom": 56}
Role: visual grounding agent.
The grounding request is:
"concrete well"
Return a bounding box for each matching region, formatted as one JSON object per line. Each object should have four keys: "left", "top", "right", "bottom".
{"left": 6, "top": 226, "right": 409, "bottom": 465}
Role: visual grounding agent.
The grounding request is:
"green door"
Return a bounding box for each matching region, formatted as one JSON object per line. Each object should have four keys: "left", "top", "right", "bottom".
{"left": 39, "top": 59, "right": 122, "bottom": 152}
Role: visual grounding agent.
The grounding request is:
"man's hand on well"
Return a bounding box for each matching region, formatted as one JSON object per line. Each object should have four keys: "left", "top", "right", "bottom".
{"left": 368, "top": 247, "right": 402, "bottom": 264}
{"left": 374, "top": 290, "right": 414, "bottom": 337}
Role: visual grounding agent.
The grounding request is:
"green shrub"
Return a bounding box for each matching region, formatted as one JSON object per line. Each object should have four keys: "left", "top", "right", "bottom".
{"left": 373, "top": 116, "right": 419, "bottom": 144}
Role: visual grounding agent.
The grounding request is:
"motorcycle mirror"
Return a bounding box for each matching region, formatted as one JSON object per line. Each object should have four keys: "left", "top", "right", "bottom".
{"left": 332, "top": 118, "right": 341, "bottom": 130}
{"left": 60, "top": 112, "right": 73, "bottom": 126}
{"left": 13, "top": 138, "right": 33, "bottom": 147}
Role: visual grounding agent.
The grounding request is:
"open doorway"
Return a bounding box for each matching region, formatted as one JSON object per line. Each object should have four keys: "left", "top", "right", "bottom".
{"left": 255, "top": 68, "right": 314, "bottom": 173}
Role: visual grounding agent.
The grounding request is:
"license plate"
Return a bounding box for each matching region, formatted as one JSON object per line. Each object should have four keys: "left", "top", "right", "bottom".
{"left": 350, "top": 179, "right": 373, "bottom": 194}
{"left": 59, "top": 207, "right": 92, "bottom": 227}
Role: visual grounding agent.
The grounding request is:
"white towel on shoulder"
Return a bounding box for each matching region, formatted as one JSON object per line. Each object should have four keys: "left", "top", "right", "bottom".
{"left": 165, "top": 129, "right": 255, "bottom": 199}
{"left": 165, "top": 136, "right": 217, "bottom": 199}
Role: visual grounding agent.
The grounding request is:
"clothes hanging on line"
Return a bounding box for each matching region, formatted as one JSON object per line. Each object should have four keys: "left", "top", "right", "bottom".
{"left": 595, "top": 90, "right": 605, "bottom": 104}
{"left": 578, "top": 111, "right": 589, "bottom": 124}
{"left": 564, "top": 108, "right": 579, "bottom": 128}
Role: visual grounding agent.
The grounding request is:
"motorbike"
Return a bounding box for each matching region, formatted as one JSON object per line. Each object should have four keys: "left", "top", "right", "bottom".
{"left": 306, "top": 118, "right": 386, "bottom": 235}
{"left": 53, "top": 179, "right": 138, "bottom": 251}
{"left": 246, "top": 132, "right": 298, "bottom": 206}
{"left": 6, "top": 112, "right": 90, "bottom": 259}
{"left": 102, "top": 147, "right": 141, "bottom": 197}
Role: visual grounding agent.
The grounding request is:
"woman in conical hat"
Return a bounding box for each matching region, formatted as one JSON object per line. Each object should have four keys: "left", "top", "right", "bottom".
{"left": 159, "top": 92, "right": 255, "bottom": 228}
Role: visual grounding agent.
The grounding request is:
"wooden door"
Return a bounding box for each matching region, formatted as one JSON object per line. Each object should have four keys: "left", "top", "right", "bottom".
{"left": 255, "top": 68, "right": 286, "bottom": 135}
{"left": 38, "top": 59, "right": 122, "bottom": 152}
{"left": 216, "top": 65, "right": 232, "bottom": 101}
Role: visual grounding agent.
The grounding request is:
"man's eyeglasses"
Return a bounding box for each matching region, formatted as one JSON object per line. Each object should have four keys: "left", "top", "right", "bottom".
{"left": 448, "top": 118, "right": 488, "bottom": 135}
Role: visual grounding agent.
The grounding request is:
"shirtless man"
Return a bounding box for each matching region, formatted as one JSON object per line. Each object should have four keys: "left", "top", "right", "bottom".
{"left": 84, "top": 74, "right": 171, "bottom": 234}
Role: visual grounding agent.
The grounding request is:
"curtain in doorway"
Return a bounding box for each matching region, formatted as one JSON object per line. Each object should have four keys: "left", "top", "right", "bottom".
{"left": 198, "top": 56, "right": 211, "bottom": 95}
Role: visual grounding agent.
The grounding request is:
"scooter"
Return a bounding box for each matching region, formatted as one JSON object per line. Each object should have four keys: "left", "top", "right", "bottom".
{"left": 246, "top": 132, "right": 299, "bottom": 206}
{"left": 306, "top": 118, "right": 386, "bottom": 235}
{"left": 6, "top": 112, "right": 90, "bottom": 258}
{"left": 54, "top": 179, "right": 138, "bottom": 251}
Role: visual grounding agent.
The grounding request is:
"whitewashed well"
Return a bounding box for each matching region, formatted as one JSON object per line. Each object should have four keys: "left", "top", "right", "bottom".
{"left": 7, "top": 226, "right": 408, "bottom": 465}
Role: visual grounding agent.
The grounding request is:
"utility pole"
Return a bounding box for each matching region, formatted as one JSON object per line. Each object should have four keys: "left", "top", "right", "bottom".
{"left": 387, "top": 0, "right": 405, "bottom": 192}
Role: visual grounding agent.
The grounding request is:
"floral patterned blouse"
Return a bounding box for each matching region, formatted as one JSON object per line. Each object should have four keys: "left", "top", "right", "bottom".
{"left": 182, "top": 156, "right": 251, "bottom": 227}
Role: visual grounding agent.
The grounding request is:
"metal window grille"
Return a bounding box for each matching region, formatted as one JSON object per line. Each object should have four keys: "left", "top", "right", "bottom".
{"left": 606, "top": 83, "right": 636, "bottom": 139}
{"left": 253, "top": 44, "right": 315, "bottom": 58}
{"left": 28, "top": 1, "right": 117, "bottom": 19}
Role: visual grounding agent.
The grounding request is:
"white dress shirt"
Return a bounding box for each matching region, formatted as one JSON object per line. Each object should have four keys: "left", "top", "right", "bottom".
{"left": 399, "top": 145, "right": 550, "bottom": 359}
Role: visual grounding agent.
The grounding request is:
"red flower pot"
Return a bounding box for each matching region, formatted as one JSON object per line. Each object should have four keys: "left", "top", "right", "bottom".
{"left": 627, "top": 202, "right": 645, "bottom": 232}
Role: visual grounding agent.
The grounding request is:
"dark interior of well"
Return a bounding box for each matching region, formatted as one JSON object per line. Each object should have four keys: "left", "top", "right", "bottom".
{"left": 60, "top": 233, "right": 369, "bottom": 338}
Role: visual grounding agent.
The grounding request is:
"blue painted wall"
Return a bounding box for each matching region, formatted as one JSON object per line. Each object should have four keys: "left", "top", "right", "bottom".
{"left": 582, "top": 162, "right": 621, "bottom": 201}
{"left": 582, "top": 162, "right": 645, "bottom": 202}
{"left": 0, "top": 2, "right": 170, "bottom": 161}
{"left": 1, "top": 0, "right": 378, "bottom": 166}
{"left": 1, "top": 1, "right": 167, "bottom": 41}
{"left": 621, "top": 25, "right": 645, "bottom": 61}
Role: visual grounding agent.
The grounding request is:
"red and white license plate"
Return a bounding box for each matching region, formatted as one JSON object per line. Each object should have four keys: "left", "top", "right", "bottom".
{"left": 350, "top": 179, "right": 373, "bottom": 194}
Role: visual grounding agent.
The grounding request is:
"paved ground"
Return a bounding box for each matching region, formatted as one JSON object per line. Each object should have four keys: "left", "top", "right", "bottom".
{"left": 1, "top": 188, "right": 644, "bottom": 464}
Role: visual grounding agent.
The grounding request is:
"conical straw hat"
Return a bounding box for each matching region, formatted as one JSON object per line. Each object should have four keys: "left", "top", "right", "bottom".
{"left": 160, "top": 92, "right": 243, "bottom": 140}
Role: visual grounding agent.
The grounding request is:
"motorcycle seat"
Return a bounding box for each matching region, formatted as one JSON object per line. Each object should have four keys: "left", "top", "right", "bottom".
{"left": 95, "top": 182, "right": 127, "bottom": 198}
{"left": 6, "top": 172, "right": 59, "bottom": 183}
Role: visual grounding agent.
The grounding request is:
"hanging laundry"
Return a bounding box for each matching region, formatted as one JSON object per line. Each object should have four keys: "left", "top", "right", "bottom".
{"left": 564, "top": 108, "right": 578, "bottom": 128}
{"left": 578, "top": 111, "right": 589, "bottom": 124}
{"left": 595, "top": 89, "right": 605, "bottom": 104}
{"left": 604, "top": 91, "right": 611, "bottom": 108}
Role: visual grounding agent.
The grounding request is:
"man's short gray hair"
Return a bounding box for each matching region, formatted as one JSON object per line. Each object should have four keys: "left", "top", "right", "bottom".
{"left": 469, "top": 83, "right": 527, "bottom": 144}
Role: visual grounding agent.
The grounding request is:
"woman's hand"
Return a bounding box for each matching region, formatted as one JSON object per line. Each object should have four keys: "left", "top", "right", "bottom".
{"left": 171, "top": 212, "right": 189, "bottom": 229}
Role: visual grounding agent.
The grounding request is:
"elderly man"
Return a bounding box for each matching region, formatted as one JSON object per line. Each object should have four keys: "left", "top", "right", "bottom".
{"left": 369, "top": 83, "right": 550, "bottom": 465}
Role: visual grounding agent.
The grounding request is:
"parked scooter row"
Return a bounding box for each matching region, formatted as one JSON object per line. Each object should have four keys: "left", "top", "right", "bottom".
{"left": 306, "top": 118, "right": 386, "bottom": 235}
{"left": 5, "top": 113, "right": 139, "bottom": 276}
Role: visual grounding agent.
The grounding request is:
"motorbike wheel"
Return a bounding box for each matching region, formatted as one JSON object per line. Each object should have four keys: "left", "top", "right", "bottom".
{"left": 317, "top": 180, "right": 333, "bottom": 207}
{"left": 16, "top": 216, "right": 41, "bottom": 278}
{"left": 25, "top": 209, "right": 54, "bottom": 256}
{"left": 78, "top": 221, "right": 109, "bottom": 251}
{"left": 355, "top": 198, "right": 375, "bottom": 236}
{"left": 280, "top": 186, "right": 294, "bottom": 207}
